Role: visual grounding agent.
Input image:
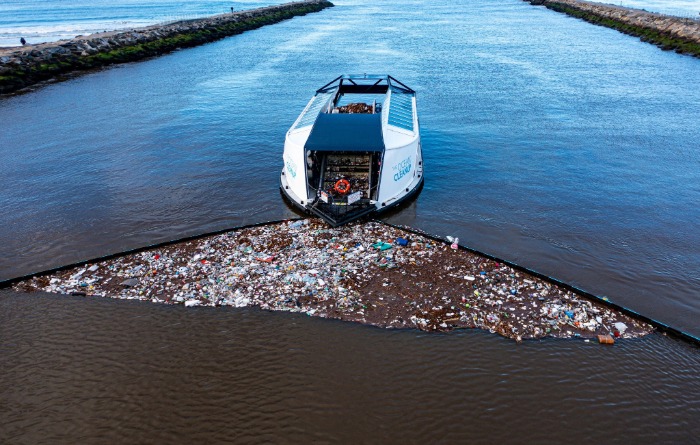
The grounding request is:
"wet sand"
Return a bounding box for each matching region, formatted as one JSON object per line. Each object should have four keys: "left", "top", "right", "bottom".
{"left": 13, "top": 219, "right": 652, "bottom": 341}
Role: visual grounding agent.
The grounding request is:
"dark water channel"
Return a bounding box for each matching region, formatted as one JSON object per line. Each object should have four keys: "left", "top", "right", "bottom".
{"left": 2, "top": 291, "right": 699, "bottom": 444}
{"left": 1, "top": 0, "right": 699, "bottom": 442}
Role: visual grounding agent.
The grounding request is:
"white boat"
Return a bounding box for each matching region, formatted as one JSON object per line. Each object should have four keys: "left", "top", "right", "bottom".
{"left": 280, "top": 74, "right": 424, "bottom": 226}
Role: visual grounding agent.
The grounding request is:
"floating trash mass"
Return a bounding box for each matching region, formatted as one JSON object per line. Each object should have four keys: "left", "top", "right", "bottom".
{"left": 13, "top": 219, "right": 652, "bottom": 341}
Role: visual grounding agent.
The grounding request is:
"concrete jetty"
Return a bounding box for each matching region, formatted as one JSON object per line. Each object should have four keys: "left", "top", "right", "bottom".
{"left": 0, "top": 0, "right": 333, "bottom": 95}
{"left": 525, "top": 0, "right": 700, "bottom": 57}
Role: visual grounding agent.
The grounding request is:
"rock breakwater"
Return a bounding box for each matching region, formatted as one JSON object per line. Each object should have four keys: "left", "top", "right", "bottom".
{"left": 526, "top": 0, "right": 700, "bottom": 57}
{"left": 13, "top": 219, "right": 652, "bottom": 342}
{"left": 0, "top": 0, "right": 333, "bottom": 95}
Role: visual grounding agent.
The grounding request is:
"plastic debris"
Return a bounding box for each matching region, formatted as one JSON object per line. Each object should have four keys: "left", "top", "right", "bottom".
{"left": 598, "top": 334, "right": 615, "bottom": 345}
{"left": 120, "top": 278, "right": 139, "bottom": 287}
{"left": 614, "top": 322, "right": 628, "bottom": 333}
{"left": 13, "top": 219, "right": 654, "bottom": 342}
{"left": 446, "top": 236, "right": 459, "bottom": 249}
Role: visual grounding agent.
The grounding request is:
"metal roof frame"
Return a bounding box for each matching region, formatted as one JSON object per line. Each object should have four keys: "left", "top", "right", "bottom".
{"left": 316, "top": 74, "right": 415, "bottom": 94}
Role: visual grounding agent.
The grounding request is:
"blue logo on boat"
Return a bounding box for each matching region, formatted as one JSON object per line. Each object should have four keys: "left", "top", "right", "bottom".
{"left": 393, "top": 157, "right": 412, "bottom": 181}
{"left": 285, "top": 158, "right": 297, "bottom": 178}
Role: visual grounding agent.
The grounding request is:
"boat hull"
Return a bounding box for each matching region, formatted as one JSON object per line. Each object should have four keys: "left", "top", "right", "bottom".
{"left": 280, "top": 169, "right": 423, "bottom": 226}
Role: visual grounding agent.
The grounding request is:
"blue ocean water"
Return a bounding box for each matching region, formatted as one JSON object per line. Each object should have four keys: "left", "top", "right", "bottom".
{"left": 0, "top": 0, "right": 287, "bottom": 47}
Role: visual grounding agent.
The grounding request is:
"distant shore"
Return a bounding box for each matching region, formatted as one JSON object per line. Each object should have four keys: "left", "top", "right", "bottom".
{"left": 525, "top": 0, "right": 700, "bottom": 57}
{"left": 0, "top": 0, "right": 333, "bottom": 95}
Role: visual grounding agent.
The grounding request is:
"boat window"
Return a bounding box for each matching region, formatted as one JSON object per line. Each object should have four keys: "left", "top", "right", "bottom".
{"left": 387, "top": 90, "right": 414, "bottom": 131}
{"left": 294, "top": 90, "right": 335, "bottom": 130}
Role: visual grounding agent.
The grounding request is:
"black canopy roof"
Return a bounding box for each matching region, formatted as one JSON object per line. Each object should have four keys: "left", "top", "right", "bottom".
{"left": 304, "top": 113, "right": 385, "bottom": 152}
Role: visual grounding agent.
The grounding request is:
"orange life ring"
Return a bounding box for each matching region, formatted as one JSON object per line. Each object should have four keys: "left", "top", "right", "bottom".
{"left": 334, "top": 179, "right": 351, "bottom": 195}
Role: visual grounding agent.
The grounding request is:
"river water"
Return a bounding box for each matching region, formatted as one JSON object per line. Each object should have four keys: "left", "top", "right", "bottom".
{"left": 1, "top": 0, "right": 699, "bottom": 442}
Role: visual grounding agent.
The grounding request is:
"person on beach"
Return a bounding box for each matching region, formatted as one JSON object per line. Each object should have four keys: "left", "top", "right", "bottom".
{"left": 20, "top": 37, "right": 26, "bottom": 45}
{"left": 231, "top": 7, "right": 234, "bottom": 13}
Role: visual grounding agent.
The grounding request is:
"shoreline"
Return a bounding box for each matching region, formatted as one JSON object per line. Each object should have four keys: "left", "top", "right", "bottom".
{"left": 525, "top": 0, "right": 700, "bottom": 57}
{"left": 12, "top": 219, "right": 654, "bottom": 343}
{"left": 0, "top": 0, "right": 333, "bottom": 96}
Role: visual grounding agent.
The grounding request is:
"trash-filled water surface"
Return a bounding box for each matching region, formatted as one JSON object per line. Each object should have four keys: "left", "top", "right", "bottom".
{"left": 1, "top": 0, "right": 699, "bottom": 442}
{"left": 13, "top": 219, "right": 653, "bottom": 341}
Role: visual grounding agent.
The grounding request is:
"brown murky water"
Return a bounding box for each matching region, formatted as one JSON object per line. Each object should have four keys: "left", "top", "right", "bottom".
{"left": 1, "top": 291, "right": 699, "bottom": 444}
